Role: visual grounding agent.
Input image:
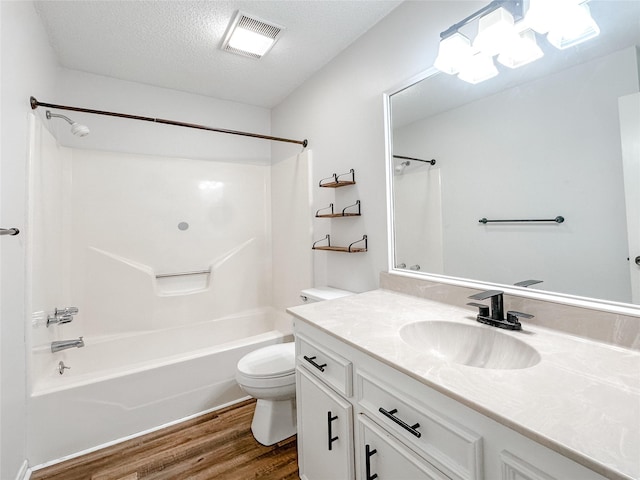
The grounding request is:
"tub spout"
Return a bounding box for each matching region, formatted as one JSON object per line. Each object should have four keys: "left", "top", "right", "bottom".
{"left": 51, "top": 337, "right": 84, "bottom": 353}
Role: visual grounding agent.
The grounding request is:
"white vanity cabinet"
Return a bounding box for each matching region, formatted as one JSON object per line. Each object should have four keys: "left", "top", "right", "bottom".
{"left": 297, "top": 368, "right": 355, "bottom": 480}
{"left": 294, "top": 319, "right": 609, "bottom": 480}
{"left": 296, "top": 333, "right": 355, "bottom": 480}
{"left": 358, "top": 414, "right": 449, "bottom": 479}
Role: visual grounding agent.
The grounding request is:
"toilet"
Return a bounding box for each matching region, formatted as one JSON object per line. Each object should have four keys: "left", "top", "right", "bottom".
{"left": 236, "top": 286, "right": 354, "bottom": 445}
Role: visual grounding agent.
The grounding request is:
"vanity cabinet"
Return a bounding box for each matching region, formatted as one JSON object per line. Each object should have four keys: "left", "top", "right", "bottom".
{"left": 294, "top": 319, "right": 608, "bottom": 480}
{"left": 296, "top": 333, "right": 355, "bottom": 480}
{"left": 297, "top": 368, "right": 355, "bottom": 480}
{"left": 358, "top": 414, "right": 449, "bottom": 480}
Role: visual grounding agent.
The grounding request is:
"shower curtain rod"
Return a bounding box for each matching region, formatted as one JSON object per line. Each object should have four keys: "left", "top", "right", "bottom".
{"left": 30, "top": 96, "right": 308, "bottom": 147}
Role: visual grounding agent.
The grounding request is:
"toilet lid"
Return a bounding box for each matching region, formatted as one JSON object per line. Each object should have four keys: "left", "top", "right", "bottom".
{"left": 237, "top": 343, "right": 295, "bottom": 378}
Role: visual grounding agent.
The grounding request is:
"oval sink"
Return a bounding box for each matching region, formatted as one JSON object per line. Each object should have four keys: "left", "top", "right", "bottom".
{"left": 399, "top": 321, "right": 541, "bottom": 370}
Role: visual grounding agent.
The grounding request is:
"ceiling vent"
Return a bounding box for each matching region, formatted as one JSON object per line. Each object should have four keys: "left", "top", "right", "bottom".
{"left": 221, "top": 11, "right": 284, "bottom": 59}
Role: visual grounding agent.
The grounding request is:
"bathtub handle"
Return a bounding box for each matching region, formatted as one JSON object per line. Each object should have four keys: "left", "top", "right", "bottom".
{"left": 303, "top": 355, "right": 327, "bottom": 372}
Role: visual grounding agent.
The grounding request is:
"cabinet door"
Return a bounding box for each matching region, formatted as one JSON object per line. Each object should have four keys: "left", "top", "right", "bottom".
{"left": 297, "top": 367, "right": 354, "bottom": 480}
{"left": 358, "top": 415, "right": 450, "bottom": 480}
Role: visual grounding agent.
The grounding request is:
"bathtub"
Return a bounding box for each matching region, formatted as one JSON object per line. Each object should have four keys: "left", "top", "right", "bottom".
{"left": 28, "top": 307, "right": 291, "bottom": 466}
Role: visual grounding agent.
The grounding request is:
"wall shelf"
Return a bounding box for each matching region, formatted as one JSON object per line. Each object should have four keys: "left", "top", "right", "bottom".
{"left": 312, "top": 234, "right": 367, "bottom": 253}
{"left": 316, "top": 200, "right": 361, "bottom": 218}
{"left": 319, "top": 169, "right": 356, "bottom": 188}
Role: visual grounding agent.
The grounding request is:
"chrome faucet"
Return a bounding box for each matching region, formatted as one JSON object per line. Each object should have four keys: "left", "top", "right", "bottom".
{"left": 467, "top": 290, "right": 533, "bottom": 330}
{"left": 47, "top": 307, "right": 79, "bottom": 327}
{"left": 51, "top": 336, "right": 84, "bottom": 353}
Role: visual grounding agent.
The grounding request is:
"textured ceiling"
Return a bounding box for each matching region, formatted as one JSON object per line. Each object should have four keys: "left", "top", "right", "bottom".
{"left": 34, "top": 0, "right": 402, "bottom": 108}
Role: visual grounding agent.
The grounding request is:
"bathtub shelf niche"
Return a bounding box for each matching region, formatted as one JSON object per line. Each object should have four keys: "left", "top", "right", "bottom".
{"left": 312, "top": 234, "right": 367, "bottom": 253}
{"left": 315, "top": 200, "right": 361, "bottom": 218}
{"left": 154, "top": 267, "right": 212, "bottom": 295}
{"left": 318, "top": 169, "right": 355, "bottom": 188}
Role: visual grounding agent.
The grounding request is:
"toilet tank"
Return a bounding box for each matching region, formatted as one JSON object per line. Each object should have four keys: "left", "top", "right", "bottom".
{"left": 300, "top": 286, "right": 354, "bottom": 303}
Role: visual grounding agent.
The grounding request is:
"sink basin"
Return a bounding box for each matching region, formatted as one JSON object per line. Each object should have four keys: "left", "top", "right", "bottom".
{"left": 399, "top": 321, "right": 541, "bottom": 370}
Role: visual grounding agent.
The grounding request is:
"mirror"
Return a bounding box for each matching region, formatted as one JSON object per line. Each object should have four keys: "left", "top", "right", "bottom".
{"left": 388, "top": 1, "right": 640, "bottom": 307}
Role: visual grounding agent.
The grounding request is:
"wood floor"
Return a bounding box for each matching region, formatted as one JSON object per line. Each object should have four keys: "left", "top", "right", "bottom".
{"left": 31, "top": 399, "right": 299, "bottom": 480}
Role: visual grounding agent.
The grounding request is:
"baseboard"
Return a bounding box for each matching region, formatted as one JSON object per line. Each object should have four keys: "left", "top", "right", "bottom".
{"left": 29, "top": 396, "right": 252, "bottom": 473}
{"left": 15, "top": 460, "right": 31, "bottom": 480}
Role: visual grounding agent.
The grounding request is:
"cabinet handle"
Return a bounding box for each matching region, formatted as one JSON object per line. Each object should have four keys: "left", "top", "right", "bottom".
{"left": 303, "top": 355, "right": 327, "bottom": 372}
{"left": 378, "top": 407, "right": 421, "bottom": 438}
{"left": 327, "top": 411, "right": 339, "bottom": 451}
{"left": 365, "top": 444, "right": 378, "bottom": 480}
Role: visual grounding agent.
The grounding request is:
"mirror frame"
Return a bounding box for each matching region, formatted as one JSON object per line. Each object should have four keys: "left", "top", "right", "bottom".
{"left": 383, "top": 67, "right": 640, "bottom": 317}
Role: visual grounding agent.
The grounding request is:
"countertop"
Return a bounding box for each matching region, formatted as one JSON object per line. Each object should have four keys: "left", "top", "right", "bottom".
{"left": 287, "top": 289, "right": 640, "bottom": 480}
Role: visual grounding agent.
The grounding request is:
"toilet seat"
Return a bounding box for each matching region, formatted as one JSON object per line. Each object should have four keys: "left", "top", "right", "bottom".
{"left": 237, "top": 342, "right": 295, "bottom": 379}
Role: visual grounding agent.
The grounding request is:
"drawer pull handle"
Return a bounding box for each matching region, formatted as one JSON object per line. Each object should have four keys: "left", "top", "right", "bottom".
{"left": 379, "top": 407, "right": 422, "bottom": 438}
{"left": 327, "top": 411, "right": 339, "bottom": 451}
{"left": 303, "top": 355, "right": 327, "bottom": 372}
{"left": 365, "top": 444, "right": 378, "bottom": 480}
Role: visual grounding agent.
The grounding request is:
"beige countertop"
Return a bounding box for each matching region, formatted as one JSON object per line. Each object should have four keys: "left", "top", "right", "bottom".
{"left": 288, "top": 289, "right": 640, "bottom": 480}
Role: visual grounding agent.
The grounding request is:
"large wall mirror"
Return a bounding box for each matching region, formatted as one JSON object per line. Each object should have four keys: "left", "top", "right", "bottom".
{"left": 387, "top": 1, "right": 640, "bottom": 308}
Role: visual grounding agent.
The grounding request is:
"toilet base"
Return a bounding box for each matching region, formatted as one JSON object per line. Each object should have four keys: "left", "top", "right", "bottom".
{"left": 250, "top": 397, "right": 297, "bottom": 446}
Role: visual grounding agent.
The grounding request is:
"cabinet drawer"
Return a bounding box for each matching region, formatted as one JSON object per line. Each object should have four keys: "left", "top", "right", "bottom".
{"left": 297, "top": 333, "right": 353, "bottom": 397}
{"left": 357, "top": 370, "right": 482, "bottom": 480}
{"left": 358, "top": 414, "right": 449, "bottom": 480}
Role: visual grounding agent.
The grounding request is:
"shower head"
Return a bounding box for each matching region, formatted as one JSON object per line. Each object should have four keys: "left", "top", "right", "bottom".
{"left": 395, "top": 160, "right": 410, "bottom": 173}
{"left": 46, "top": 110, "right": 90, "bottom": 137}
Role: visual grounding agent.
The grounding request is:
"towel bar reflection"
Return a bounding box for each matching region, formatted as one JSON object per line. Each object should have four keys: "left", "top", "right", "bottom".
{"left": 0, "top": 228, "right": 19, "bottom": 236}
{"left": 479, "top": 216, "right": 565, "bottom": 224}
{"left": 155, "top": 269, "right": 211, "bottom": 279}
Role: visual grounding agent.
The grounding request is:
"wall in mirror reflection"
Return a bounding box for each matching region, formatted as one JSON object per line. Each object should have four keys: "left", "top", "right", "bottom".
{"left": 392, "top": 46, "right": 638, "bottom": 304}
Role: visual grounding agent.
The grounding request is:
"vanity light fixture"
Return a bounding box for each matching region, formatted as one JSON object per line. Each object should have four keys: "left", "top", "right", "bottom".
{"left": 458, "top": 52, "right": 499, "bottom": 84}
{"left": 545, "top": 2, "right": 600, "bottom": 49}
{"left": 433, "top": 32, "right": 473, "bottom": 75}
{"left": 434, "top": 0, "right": 599, "bottom": 84}
{"left": 497, "top": 29, "right": 544, "bottom": 69}
{"left": 473, "top": 7, "right": 520, "bottom": 57}
{"left": 221, "top": 11, "right": 283, "bottom": 59}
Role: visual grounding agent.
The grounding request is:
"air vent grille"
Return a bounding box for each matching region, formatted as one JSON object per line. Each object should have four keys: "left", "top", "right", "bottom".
{"left": 237, "top": 15, "right": 281, "bottom": 40}
{"left": 222, "top": 11, "right": 284, "bottom": 59}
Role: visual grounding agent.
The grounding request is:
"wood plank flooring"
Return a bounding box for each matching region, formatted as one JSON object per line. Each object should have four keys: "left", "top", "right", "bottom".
{"left": 31, "top": 399, "right": 299, "bottom": 480}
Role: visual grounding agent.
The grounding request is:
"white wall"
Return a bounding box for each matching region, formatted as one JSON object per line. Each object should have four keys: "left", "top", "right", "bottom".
{"left": 0, "top": 2, "right": 59, "bottom": 477}
{"left": 271, "top": 1, "right": 473, "bottom": 292}
{"left": 47, "top": 68, "right": 273, "bottom": 163}
{"left": 394, "top": 47, "right": 638, "bottom": 302}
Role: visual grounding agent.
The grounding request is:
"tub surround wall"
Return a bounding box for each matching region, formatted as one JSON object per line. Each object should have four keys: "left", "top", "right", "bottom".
{"left": 1, "top": 2, "right": 60, "bottom": 477}
{"left": 271, "top": 151, "right": 314, "bottom": 316}
{"left": 29, "top": 128, "right": 275, "bottom": 346}
{"left": 381, "top": 272, "right": 640, "bottom": 351}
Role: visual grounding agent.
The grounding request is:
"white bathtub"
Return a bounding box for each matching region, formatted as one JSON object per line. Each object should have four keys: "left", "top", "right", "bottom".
{"left": 28, "top": 308, "right": 291, "bottom": 466}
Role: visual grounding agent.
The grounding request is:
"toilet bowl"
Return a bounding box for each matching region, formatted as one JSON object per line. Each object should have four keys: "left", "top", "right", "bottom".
{"left": 236, "top": 286, "right": 354, "bottom": 446}
{"left": 236, "top": 342, "right": 296, "bottom": 446}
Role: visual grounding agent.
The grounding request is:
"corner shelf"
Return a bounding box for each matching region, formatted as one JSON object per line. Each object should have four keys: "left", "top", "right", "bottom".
{"left": 319, "top": 169, "right": 356, "bottom": 188}
{"left": 316, "top": 200, "right": 361, "bottom": 218}
{"left": 312, "top": 234, "right": 367, "bottom": 253}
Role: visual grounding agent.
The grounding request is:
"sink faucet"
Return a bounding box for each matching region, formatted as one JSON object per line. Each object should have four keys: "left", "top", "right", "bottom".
{"left": 51, "top": 337, "right": 84, "bottom": 353}
{"left": 467, "top": 290, "right": 533, "bottom": 330}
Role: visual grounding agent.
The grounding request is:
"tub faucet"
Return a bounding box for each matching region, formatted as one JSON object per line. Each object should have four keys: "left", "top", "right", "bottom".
{"left": 47, "top": 306, "right": 79, "bottom": 327}
{"left": 51, "top": 336, "right": 84, "bottom": 353}
{"left": 467, "top": 290, "right": 533, "bottom": 331}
